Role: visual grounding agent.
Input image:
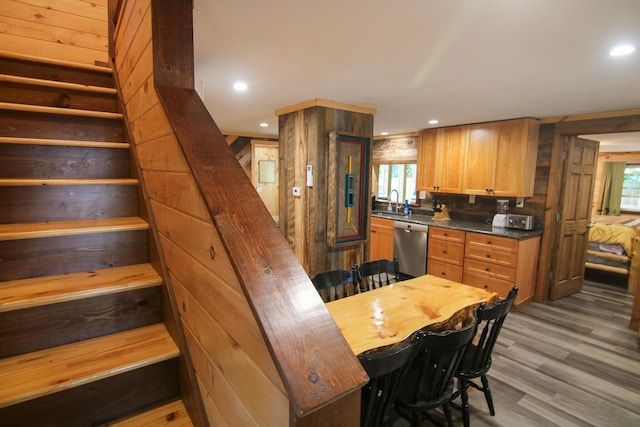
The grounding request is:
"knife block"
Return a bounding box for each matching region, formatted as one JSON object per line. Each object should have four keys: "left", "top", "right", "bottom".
{"left": 433, "top": 205, "right": 450, "bottom": 221}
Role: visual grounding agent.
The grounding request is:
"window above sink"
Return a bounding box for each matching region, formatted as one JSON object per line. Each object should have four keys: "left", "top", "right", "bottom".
{"left": 376, "top": 163, "right": 417, "bottom": 204}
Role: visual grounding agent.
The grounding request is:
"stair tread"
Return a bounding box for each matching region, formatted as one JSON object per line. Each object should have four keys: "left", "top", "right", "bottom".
{"left": 0, "top": 178, "right": 139, "bottom": 186}
{"left": 0, "top": 217, "right": 149, "bottom": 241}
{"left": 0, "top": 74, "right": 117, "bottom": 95}
{"left": 0, "top": 264, "right": 162, "bottom": 313}
{"left": 0, "top": 324, "right": 179, "bottom": 408}
{"left": 0, "top": 50, "right": 113, "bottom": 74}
{"left": 105, "top": 400, "right": 194, "bottom": 426}
{"left": 0, "top": 101, "right": 122, "bottom": 119}
{"left": 0, "top": 136, "right": 128, "bottom": 149}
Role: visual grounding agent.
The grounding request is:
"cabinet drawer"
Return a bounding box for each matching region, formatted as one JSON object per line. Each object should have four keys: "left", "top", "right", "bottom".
{"left": 428, "top": 259, "right": 463, "bottom": 282}
{"left": 428, "top": 239, "right": 464, "bottom": 265}
{"left": 465, "top": 245, "right": 518, "bottom": 268}
{"left": 463, "top": 269, "right": 515, "bottom": 299}
{"left": 464, "top": 258, "right": 516, "bottom": 282}
{"left": 465, "top": 232, "right": 518, "bottom": 252}
{"left": 371, "top": 217, "right": 394, "bottom": 228}
{"left": 429, "top": 227, "right": 465, "bottom": 243}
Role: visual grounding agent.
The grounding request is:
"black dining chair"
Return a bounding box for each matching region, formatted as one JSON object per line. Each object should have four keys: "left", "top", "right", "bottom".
{"left": 310, "top": 268, "right": 357, "bottom": 302}
{"left": 394, "top": 318, "right": 477, "bottom": 427}
{"left": 359, "top": 334, "right": 422, "bottom": 427}
{"left": 449, "top": 286, "right": 518, "bottom": 427}
{"left": 356, "top": 257, "right": 403, "bottom": 293}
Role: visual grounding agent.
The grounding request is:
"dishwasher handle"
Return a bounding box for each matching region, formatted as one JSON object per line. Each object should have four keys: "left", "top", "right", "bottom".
{"left": 393, "top": 221, "right": 429, "bottom": 233}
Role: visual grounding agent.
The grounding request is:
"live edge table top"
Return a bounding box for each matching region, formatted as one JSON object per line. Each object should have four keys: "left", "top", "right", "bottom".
{"left": 325, "top": 274, "right": 497, "bottom": 356}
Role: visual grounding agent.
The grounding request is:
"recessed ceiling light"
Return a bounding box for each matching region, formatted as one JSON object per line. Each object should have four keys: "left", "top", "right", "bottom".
{"left": 233, "top": 81, "right": 248, "bottom": 91}
{"left": 260, "top": 122, "right": 268, "bottom": 127}
{"left": 428, "top": 119, "right": 439, "bottom": 125}
{"left": 609, "top": 45, "right": 636, "bottom": 56}
{"left": 380, "top": 131, "right": 389, "bottom": 136}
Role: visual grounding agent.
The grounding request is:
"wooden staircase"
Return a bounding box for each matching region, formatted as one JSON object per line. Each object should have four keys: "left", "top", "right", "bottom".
{"left": 0, "top": 54, "right": 192, "bottom": 426}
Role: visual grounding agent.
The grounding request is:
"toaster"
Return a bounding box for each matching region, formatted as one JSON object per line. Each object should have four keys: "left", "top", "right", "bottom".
{"left": 505, "top": 214, "right": 535, "bottom": 231}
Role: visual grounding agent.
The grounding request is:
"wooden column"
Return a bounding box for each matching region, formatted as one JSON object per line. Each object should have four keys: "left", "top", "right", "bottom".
{"left": 277, "top": 99, "right": 375, "bottom": 276}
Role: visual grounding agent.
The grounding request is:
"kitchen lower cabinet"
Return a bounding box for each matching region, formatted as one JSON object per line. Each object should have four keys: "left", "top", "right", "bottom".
{"left": 370, "top": 217, "right": 394, "bottom": 261}
{"left": 462, "top": 231, "right": 540, "bottom": 308}
{"left": 427, "top": 227, "right": 465, "bottom": 282}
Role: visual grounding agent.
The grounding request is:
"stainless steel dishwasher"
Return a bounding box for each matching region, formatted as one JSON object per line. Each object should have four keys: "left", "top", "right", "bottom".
{"left": 393, "top": 221, "right": 429, "bottom": 277}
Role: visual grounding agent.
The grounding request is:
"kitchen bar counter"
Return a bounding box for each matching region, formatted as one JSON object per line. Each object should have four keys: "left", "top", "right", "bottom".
{"left": 372, "top": 210, "right": 542, "bottom": 240}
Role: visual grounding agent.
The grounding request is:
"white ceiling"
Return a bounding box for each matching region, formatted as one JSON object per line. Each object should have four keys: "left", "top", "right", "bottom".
{"left": 192, "top": 0, "right": 640, "bottom": 151}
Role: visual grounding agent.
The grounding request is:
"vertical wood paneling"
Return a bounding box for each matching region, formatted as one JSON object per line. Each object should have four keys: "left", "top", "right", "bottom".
{"left": 278, "top": 104, "right": 373, "bottom": 276}
{"left": 114, "top": 1, "right": 290, "bottom": 424}
{"left": 0, "top": 0, "right": 109, "bottom": 66}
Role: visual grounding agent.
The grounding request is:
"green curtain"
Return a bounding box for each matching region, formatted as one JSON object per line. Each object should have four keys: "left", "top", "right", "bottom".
{"left": 598, "top": 162, "right": 626, "bottom": 215}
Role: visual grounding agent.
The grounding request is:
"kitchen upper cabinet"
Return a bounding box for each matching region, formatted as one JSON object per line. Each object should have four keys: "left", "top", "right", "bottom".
{"left": 462, "top": 118, "right": 540, "bottom": 197}
{"left": 369, "top": 217, "right": 394, "bottom": 261}
{"left": 417, "top": 126, "right": 468, "bottom": 194}
{"left": 418, "top": 118, "right": 539, "bottom": 197}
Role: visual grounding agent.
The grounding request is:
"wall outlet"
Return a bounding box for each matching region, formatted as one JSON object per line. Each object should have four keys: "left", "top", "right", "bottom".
{"left": 292, "top": 187, "right": 301, "bottom": 196}
{"left": 469, "top": 194, "right": 476, "bottom": 204}
{"left": 516, "top": 197, "right": 525, "bottom": 208}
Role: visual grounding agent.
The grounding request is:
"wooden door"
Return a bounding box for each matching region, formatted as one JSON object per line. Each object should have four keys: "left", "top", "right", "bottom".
{"left": 550, "top": 137, "right": 599, "bottom": 300}
{"left": 251, "top": 140, "right": 280, "bottom": 224}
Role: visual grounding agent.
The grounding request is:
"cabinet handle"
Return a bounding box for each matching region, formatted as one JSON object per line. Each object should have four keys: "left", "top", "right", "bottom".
{"left": 485, "top": 267, "right": 490, "bottom": 272}
{"left": 486, "top": 254, "right": 491, "bottom": 258}
{"left": 487, "top": 240, "right": 492, "bottom": 244}
{"left": 441, "top": 272, "right": 446, "bottom": 276}
{"left": 483, "top": 284, "right": 489, "bottom": 289}
{"left": 442, "top": 250, "right": 447, "bottom": 254}
{"left": 371, "top": 230, "right": 377, "bottom": 233}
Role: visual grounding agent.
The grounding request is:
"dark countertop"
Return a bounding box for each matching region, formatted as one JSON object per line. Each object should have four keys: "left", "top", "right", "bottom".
{"left": 372, "top": 211, "right": 543, "bottom": 240}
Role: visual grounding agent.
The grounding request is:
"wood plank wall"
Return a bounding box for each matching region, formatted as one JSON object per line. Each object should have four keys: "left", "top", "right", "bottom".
{"left": 112, "top": 1, "right": 289, "bottom": 425}
{"left": 278, "top": 106, "right": 374, "bottom": 276}
{"left": 0, "top": 0, "right": 109, "bottom": 67}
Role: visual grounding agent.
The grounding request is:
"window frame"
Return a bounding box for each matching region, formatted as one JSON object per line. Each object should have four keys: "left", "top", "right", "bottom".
{"left": 621, "top": 163, "right": 640, "bottom": 213}
{"left": 375, "top": 162, "right": 417, "bottom": 205}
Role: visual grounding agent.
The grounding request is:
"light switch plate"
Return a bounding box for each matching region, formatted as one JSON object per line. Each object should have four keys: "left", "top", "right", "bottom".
{"left": 516, "top": 197, "right": 524, "bottom": 208}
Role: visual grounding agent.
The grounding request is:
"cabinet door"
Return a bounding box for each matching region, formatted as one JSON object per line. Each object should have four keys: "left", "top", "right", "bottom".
{"left": 370, "top": 217, "right": 394, "bottom": 261}
{"left": 417, "top": 129, "right": 437, "bottom": 191}
{"left": 493, "top": 118, "right": 539, "bottom": 197}
{"left": 462, "top": 123, "right": 498, "bottom": 195}
{"left": 417, "top": 127, "right": 466, "bottom": 193}
{"left": 437, "top": 126, "right": 467, "bottom": 193}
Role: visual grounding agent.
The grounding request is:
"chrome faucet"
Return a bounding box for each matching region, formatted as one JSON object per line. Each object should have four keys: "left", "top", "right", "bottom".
{"left": 388, "top": 189, "right": 400, "bottom": 213}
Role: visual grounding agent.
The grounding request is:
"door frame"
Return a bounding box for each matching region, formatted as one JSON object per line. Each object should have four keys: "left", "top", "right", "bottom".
{"left": 535, "top": 111, "right": 640, "bottom": 302}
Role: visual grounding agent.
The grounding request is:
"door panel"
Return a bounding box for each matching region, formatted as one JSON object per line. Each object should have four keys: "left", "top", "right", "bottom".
{"left": 550, "top": 137, "right": 599, "bottom": 300}
{"left": 251, "top": 140, "right": 280, "bottom": 224}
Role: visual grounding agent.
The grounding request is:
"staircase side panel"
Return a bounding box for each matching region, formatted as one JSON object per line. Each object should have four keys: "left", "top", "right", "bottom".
{"left": 114, "top": 1, "right": 289, "bottom": 425}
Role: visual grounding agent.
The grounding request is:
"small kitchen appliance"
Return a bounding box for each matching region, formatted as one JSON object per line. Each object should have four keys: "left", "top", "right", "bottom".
{"left": 506, "top": 214, "right": 535, "bottom": 230}
{"left": 492, "top": 199, "right": 509, "bottom": 228}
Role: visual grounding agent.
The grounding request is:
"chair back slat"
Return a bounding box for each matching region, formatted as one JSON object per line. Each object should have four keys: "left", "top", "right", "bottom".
{"left": 356, "top": 258, "right": 401, "bottom": 292}
{"left": 311, "top": 269, "right": 356, "bottom": 302}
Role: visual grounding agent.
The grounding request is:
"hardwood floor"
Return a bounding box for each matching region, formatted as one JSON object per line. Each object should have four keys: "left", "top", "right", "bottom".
{"left": 392, "top": 272, "right": 640, "bottom": 427}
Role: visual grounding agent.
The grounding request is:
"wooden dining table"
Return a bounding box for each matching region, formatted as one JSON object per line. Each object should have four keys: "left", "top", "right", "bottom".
{"left": 325, "top": 274, "right": 497, "bottom": 356}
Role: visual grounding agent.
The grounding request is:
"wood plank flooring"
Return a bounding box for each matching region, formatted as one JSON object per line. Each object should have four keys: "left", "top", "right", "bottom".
{"left": 392, "top": 272, "right": 640, "bottom": 427}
